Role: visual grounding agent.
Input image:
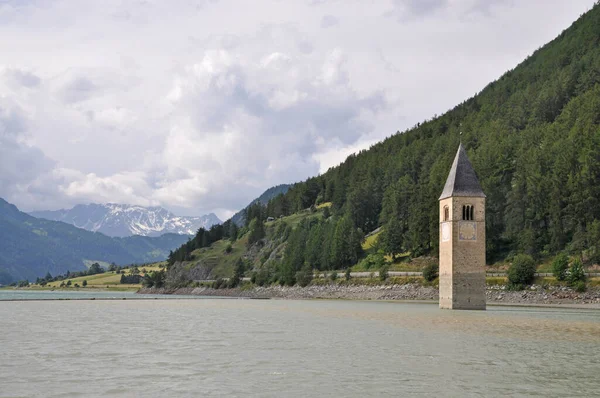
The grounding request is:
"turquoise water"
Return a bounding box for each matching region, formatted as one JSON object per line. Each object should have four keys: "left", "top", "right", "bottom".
{"left": 1, "top": 299, "right": 599, "bottom": 397}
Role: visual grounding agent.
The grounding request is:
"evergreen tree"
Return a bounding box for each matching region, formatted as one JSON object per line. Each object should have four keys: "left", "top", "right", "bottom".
{"left": 228, "top": 222, "right": 239, "bottom": 243}
{"left": 331, "top": 216, "right": 363, "bottom": 269}
{"left": 587, "top": 219, "right": 600, "bottom": 264}
{"left": 230, "top": 258, "right": 245, "bottom": 287}
{"left": 247, "top": 218, "right": 266, "bottom": 246}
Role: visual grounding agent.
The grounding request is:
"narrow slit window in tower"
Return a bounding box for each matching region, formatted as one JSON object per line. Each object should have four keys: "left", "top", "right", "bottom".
{"left": 444, "top": 206, "right": 449, "bottom": 221}
{"left": 463, "top": 205, "right": 473, "bottom": 220}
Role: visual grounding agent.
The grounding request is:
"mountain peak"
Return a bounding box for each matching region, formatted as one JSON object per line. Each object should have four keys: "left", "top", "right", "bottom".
{"left": 29, "top": 203, "right": 221, "bottom": 237}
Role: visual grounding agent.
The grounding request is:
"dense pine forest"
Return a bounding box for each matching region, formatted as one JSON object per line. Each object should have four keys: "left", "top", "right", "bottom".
{"left": 168, "top": 3, "right": 600, "bottom": 284}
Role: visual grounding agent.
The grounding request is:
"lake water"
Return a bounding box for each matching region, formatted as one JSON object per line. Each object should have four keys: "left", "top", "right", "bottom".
{"left": 1, "top": 293, "right": 599, "bottom": 397}
{"left": 0, "top": 289, "right": 196, "bottom": 301}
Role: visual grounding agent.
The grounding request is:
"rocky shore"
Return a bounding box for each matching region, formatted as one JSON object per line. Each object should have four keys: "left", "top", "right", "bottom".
{"left": 138, "top": 282, "right": 600, "bottom": 306}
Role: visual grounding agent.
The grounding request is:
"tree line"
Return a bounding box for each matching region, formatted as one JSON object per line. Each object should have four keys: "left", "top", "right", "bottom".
{"left": 261, "top": 5, "right": 600, "bottom": 265}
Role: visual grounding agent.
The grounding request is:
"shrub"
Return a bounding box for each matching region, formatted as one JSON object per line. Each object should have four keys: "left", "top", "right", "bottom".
{"left": 422, "top": 262, "right": 439, "bottom": 282}
{"left": 568, "top": 258, "right": 586, "bottom": 284}
{"left": 227, "top": 258, "right": 245, "bottom": 288}
{"left": 507, "top": 254, "right": 536, "bottom": 286}
{"left": 225, "top": 244, "right": 233, "bottom": 254}
{"left": 247, "top": 218, "right": 266, "bottom": 246}
{"left": 121, "top": 274, "right": 142, "bottom": 284}
{"left": 329, "top": 271, "right": 338, "bottom": 281}
{"left": 142, "top": 270, "right": 165, "bottom": 288}
{"left": 345, "top": 267, "right": 351, "bottom": 281}
{"left": 212, "top": 278, "right": 226, "bottom": 289}
{"left": 359, "top": 252, "right": 385, "bottom": 270}
{"left": 252, "top": 268, "right": 272, "bottom": 287}
{"left": 295, "top": 264, "right": 313, "bottom": 287}
{"left": 82, "top": 280, "right": 87, "bottom": 287}
{"left": 551, "top": 253, "right": 569, "bottom": 281}
{"left": 505, "top": 282, "right": 525, "bottom": 291}
{"left": 379, "top": 265, "right": 389, "bottom": 281}
{"left": 573, "top": 280, "right": 587, "bottom": 293}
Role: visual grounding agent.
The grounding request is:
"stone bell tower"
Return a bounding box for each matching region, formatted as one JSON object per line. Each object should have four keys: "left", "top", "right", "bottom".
{"left": 439, "top": 144, "right": 486, "bottom": 310}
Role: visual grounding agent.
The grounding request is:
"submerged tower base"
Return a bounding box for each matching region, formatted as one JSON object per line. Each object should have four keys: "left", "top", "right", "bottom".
{"left": 439, "top": 272, "right": 486, "bottom": 310}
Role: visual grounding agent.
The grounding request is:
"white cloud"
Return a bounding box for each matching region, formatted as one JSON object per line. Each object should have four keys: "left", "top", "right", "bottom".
{"left": 60, "top": 170, "right": 157, "bottom": 207}
{"left": 320, "top": 14, "right": 339, "bottom": 28}
{"left": 0, "top": 0, "right": 596, "bottom": 218}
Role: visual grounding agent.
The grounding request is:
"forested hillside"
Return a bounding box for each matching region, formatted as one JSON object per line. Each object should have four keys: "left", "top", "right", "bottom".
{"left": 263, "top": 3, "right": 600, "bottom": 262}
{"left": 166, "top": 4, "right": 600, "bottom": 286}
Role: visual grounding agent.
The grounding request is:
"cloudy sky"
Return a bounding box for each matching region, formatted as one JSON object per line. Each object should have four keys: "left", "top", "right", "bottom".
{"left": 0, "top": 0, "right": 595, "bottom": 220}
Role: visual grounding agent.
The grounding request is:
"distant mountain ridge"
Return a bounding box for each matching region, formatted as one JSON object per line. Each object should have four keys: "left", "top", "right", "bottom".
{"left": 0, "top": 198, "right": 191, "bottom": 284}
{"left": 231, "top": 184, "right": 292, "bottom": 226}
{"left": 30, "top": 203, "right": 221, "bottom": 237}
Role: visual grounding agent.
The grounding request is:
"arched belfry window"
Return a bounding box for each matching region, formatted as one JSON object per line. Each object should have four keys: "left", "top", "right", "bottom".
{"left": 443, "top": 206, "right": 449, "bottom": 221}
{"left": 462, "top": 205, "right": 474, "bottom": 221}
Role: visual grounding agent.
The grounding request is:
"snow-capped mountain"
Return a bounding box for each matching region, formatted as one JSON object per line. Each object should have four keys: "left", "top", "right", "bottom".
{"left": 30, "top": 203, "right": 221, "bottom": 238}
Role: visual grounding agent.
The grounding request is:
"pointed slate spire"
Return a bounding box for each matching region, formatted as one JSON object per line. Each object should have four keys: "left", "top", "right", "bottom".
{"left": 439, "top": 144, "right": 486, "bottom": 200}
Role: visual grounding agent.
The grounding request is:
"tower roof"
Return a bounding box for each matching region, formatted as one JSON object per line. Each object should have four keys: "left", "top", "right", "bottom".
{"left": 439, "top": 143, "right": 486, "bottom": 200}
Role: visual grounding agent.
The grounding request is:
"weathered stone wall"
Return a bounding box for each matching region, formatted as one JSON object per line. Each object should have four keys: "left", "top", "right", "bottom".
{"left": 439, "top": 197, "right": 453, "bottom": 308}
{"left": 439, "top": 196, "right": 486, "bottom": 310}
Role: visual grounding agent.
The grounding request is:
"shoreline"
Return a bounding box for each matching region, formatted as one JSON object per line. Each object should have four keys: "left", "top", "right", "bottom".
{"left": 5, "top": 283, "right": 600, "bottom": 308}
{"left": 137, "top": 282, "right": 600, "bottom": 307}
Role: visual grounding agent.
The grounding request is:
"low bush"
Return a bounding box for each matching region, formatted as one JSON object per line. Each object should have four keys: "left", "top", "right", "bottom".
{"left": 295, "top": 264, "right": 313, "bottom": 287}
{"left": 568, "top": 258, "right": 586, "bottom": 284}
{"left": 120, "top": 274, "right": 142, "bottom": 284}
{"left": 507, "top": 254, "right": 536, "bottom": 286}
{"left": 358, "top": 252, "right": 385, "bottom": 270}
{"left": 422, "top": 262, "right": 438, "bottom": 282}
{"left": 551, "top": 253, "right": 569, "bottom": 281}
{"left": 212, "top": 278, "right": 226, "bottom": 289}
{"left": 379, "top": 265, "right": 389, "bottom": 281}
{"left": 573, "top": 280, "right": 587, "bottom": 293}
{"left": 251, "top": 267, "right": 272, "bottom": 287}
{"left": 142, "top": 270, "right": 165, "bottom": 288}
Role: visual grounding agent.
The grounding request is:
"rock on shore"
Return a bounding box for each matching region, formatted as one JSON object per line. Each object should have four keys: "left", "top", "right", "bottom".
{"left": 138, "top": 283, "right": 600, "bottom": 305}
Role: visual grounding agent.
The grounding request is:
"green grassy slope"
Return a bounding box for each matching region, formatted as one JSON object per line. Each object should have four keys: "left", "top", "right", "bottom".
{"left": 169, "top": 207, "right": 328, "bottom": 280}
